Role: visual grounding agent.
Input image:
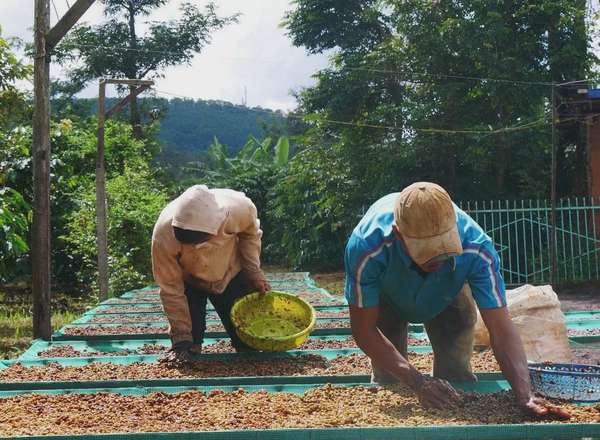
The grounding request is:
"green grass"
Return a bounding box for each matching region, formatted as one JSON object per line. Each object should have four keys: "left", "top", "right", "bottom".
{"left": 0, "top": 290, "right": 94, "bottom": 359}
{"left": 0, "top": 309, "right": 81, "bottom": 359}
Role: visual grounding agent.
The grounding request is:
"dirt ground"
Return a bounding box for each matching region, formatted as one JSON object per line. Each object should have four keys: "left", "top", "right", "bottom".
{"left": 554, "top": 282, "right": 600, "bottom": 311}
{"left": 312, "top": 272, "right": 600, "bottom": 311}
{"left": 312, "top": 272, "right": 345, "bottom": 296}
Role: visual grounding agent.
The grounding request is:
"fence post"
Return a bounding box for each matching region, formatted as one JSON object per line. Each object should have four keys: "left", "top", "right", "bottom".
{"left": 550, "top": 84, "right": 559, "bottom": 285}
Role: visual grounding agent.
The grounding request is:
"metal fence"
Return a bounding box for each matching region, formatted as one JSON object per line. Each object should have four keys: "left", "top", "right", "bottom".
{"left": 458, "top": 198, "right": 600, "bottom": 286}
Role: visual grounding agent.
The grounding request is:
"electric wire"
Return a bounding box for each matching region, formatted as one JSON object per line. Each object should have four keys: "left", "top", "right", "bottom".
{"left": 55, "top": 43, "right": 581, "bottom": 88}
{"left": 152, "top": 88, "right": 572, "bottom": 136}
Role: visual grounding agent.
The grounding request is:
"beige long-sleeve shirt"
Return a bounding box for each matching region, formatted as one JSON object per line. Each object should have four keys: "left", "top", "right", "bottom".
{"left": 151, "top": 188, "right": 265, "bottom": 344}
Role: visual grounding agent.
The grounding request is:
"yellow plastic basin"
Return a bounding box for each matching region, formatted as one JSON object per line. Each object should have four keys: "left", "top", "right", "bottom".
{"left": 230, "top": 291, "right": 316, "bottom": 352}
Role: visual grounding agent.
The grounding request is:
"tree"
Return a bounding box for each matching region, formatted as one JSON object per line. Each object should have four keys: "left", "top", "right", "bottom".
{"left": 62, "top": 162, "right": 168, "bottom": 295}
{"left": 390, "top": 0, "right": 595, "bottom": 197}
{"left": 54, "top": 1, "right": 238, "bottom": 137}
{"left": 184, "top": 135, "right": 290, "bottom": 224}
{"left": 0, "top": 28, "right": 31, "bottom": 127}
{"left": 0, "top": 27, "right": 32, "bottom": 280}
{"left": 271, "top": 0, "right": 598, "bottom": 269}
{"left": 283, "top": 0, "right": 391, "bottom": 55}
{"left": 284, "top": 0, "right": 596, "bottom": 201}
{"left": 267, "top": 143, "right": 355, "bottom": 269}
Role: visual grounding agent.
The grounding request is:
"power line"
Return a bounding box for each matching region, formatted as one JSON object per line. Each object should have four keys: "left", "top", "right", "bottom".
{"left": 55, "top": 43, "right": 574, "bottom": 88}
{"left": 51, "top": 0, "right": 61, "bottom": 22}
{"left": 152, "top": 88, "right": 559, "bottom": 136}
{"left": 335, "top": 67, "right": 554, "bottom": 87}
{"left": 62, "top": 44, "right": 283, "bottom": 64}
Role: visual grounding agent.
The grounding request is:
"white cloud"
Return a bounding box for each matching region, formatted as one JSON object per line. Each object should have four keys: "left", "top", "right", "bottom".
{"left": 0, "top": 0, "right": 329, "bottom": 111}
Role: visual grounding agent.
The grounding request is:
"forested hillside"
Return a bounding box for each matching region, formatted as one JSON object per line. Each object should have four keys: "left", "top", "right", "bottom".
{"left": 70, "top": 97, "right": 286, "bottom": 155}
{"left": 156, "top": 98, "right": 285, "bottom": 153}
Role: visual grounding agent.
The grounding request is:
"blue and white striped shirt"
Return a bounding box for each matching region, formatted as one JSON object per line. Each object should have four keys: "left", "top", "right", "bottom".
{"left": 344, "top": 193, "right": 506, "bottom": 323}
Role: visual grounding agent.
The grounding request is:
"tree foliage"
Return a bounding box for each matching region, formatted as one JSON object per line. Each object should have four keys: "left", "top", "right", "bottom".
{"left": 1, "top": 106, "right": 169, "bottom": 293}
{"left": 141, "top": 98, "right": 284, "bottom": 156}
{"left": 61, "top": 163, "right": 168, "bottom": 294}
{"left": 267, "top": 144, "right": 355, "bottom": 269}
{"left": 0, "top": 28, "right": 32, "bottom": 279}
{"left": 187, "top": 134, "right": 354, "bottom": 269}
{"left": 53, "top": 96, "right": 288, "bottom": 180}
{"left": 183, "top": 135, "right": 290, "bottom": 237}
{"left": 283, "top": 0, "right": 391, "bottom": 54}
{"left": 275, "top": 0, "right": 597, "bottom": 267}
{"left": 284, "top": 0, "right": 597, "bottom": 200}
{"left": 2, "top": 2, "right": 598, "bottom": 284}
{"left": 0, "top": 188, "right": 30, "bottom": 281}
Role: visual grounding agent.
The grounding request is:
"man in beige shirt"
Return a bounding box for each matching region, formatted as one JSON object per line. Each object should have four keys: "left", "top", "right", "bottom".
{"left": 152, "top": 185, "right": 270, "bottom": 361}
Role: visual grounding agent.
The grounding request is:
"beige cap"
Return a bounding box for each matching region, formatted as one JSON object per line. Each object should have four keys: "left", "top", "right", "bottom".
{"left": 394, "top": 182, "right": 462, "bottom": 265}
{"left": 171, "top": 185, "right": 226, "bottom": 235}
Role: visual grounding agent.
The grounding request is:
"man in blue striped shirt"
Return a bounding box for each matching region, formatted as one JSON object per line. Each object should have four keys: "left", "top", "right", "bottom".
{"left": 345, "top": 182, "right": 568, "bottom": 418}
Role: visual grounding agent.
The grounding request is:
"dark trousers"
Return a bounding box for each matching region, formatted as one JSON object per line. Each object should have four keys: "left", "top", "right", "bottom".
{"left": 184, "top": 272, "right": 254, "bottom": 350}
{"left": 372, "top": 283, "right": 478, "bottom": 383}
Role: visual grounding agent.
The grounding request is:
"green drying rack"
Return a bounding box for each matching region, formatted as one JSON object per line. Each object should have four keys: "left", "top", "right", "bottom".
{"left": 6, "top": 274, "right": 600, "bottom": 439}
{"left": 1, "top": 378, "right": 599, "bottom": 440}
{"left": 9, "top": 423, "right": 600, "bottom": 440}
{"left": 21, "top": 334, "right": 433, "bottom": 360}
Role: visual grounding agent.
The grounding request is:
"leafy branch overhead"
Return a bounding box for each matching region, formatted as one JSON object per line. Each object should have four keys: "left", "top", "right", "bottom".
{"left": 54, "top": 1, "right": 238, "bottom": 85}
{"left": 0, "top": 28, "right": 32, "bottom": 280}
{"left": 52, "top": 0, "right": 239, "bottom": 135}
{"left": 284, "top": 0, "right": 598, "bottom": 201}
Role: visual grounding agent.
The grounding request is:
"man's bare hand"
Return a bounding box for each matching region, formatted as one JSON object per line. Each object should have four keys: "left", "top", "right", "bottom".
{"left": 417, "top": 376, "right": 462, "bottom": 409}
{"left": 521, "top": 396, "right": 571, "bottom": 420}
{"left": 249, "top": 276, "right": 271, "bottom": 295}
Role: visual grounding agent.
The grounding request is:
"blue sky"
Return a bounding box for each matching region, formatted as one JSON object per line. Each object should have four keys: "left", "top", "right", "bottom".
{"left": 0, "top": 0, "right": 330, "bottom": 110}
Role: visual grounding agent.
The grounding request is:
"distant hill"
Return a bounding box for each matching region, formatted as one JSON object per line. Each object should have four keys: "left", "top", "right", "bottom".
{"left": 68, "top": 97, "right": 287, "bottom": 154}
{"left": 150, "top": 98, "right": 285, "bottom": 153}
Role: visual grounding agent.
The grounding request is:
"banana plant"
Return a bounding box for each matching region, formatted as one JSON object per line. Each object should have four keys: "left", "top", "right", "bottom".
{"left": 274, "top": 136, "right": 290, "bottom": 167}
{"left": 207, "top": 135, "right": 290, "bottom": 169}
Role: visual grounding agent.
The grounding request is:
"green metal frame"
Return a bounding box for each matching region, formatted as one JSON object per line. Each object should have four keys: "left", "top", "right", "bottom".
{"left": 5, "top": 347, "right": 434, "bottom": 368}
{"left": 0, "top": 374, "right": 505, "bottom": 395}
{"left": 19, "top": 334, "right": 594, "bottom": 362}
{"left": 60, "top": 317, "right": 600, "bottom": 337}
{"left": 73, "top": 314, "right": 354, "bottom": 326}
{"left": 9, "top": 424, "right": 600, "bottom": 440}
{"left": 86, "top": 305, "right": 350, "bottom": 317}
{"left": 52, "top": 325, "right": 362, "bottom": 340}
{"left": 460, "top": 198, "right": 600, "bottom": 286}
{"left": 89, "top": 305, "right": 165, "bottom": 315}
{"left": 20, "top": 338, "right": 172, "bottom": 360}
{"left": 570, "top": 335, "right": 600, "bottom": 344}
{"left": 9, "top": 378, "right": 593, "bottom": 440}
{"left": 22, "top": 335, "right": 388, "bottom": 360}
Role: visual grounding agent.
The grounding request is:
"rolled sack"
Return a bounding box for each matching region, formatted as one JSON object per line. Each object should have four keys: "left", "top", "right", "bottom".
{"left": 474, "top": 284, "right": 572, "bottom": 363}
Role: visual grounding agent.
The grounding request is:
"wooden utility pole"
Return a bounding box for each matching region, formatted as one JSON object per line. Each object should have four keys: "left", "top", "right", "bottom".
{"left": 97, "top": 80, "right": 108, "bottom": 302}
{"left": 45, "top": 0, "right": 96, "bottom": 50}
{"left": 96, "top": 78, "right": 153, "bottom": 301}
{"left": 32, "top": 0, "right": 95, "bottom": 339}
{"left": 32, "top": 0, "right": 52, "bottom": 340}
